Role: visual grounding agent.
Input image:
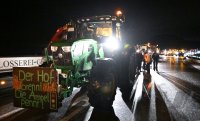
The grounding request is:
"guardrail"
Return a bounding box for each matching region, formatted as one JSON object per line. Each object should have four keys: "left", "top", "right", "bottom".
{"left": 188, "top": 55, "right": 200, "bottom": 60}
{"left": 186, "top": 56, "right": 200, "bottom": 64}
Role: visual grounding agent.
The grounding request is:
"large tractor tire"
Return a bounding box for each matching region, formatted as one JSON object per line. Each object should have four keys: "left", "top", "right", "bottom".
{"left": 87, "top": 58, "right": 117, "bottom": 110}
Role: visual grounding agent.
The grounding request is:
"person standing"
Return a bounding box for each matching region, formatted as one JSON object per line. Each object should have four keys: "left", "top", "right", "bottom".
{"left": 141, "top": 49, "right": 146, "bottom": 71}
{"left": 152, "top": 51, "right": 160, "bottom": 72}
{"left": 135, "top": 50, "right": 143, "bottom": 73}
{"left": 128, "top": 47, "right": 136, "bottom": 81}
{"left": 144, "top": 51, "right": 151, "bottom": 74}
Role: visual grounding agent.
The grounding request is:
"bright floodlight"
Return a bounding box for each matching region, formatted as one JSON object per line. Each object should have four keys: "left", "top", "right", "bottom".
{"left": 51, "top": 46, "right": 58, "bottom": 52}
{"left": 104, "top": 36, "right": 119, "bottom": 51}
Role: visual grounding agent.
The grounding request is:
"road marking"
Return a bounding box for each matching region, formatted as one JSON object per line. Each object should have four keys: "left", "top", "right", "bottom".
{"left": 60, "top": 101, "right": 90, "bottom": 121}
{"left": 0, "top": 108, "right": 24, "bottom": 120}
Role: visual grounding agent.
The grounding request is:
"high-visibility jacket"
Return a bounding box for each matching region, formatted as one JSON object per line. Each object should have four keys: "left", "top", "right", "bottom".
{"left": 144, "top": 53, "right": 151, "bottom": 64}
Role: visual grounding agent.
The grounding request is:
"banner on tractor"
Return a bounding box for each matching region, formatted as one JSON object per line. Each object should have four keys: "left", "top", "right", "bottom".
{"left": 0, "top": 57, "right": 42, "bottom": 72}
{"left": 13, "top": 67, "right": 58, "bottom": 111}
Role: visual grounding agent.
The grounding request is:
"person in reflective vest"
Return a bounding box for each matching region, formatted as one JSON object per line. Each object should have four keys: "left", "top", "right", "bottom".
{"left": 144, "top": 51, "right": 151, "bottom": 74}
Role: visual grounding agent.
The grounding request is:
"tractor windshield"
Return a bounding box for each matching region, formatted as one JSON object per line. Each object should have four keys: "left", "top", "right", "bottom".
{"left": 93, "top": 22, "right": 112, "bottom": 37}
{"left": 76, "top": 21, "right": 113, "bottom": 39}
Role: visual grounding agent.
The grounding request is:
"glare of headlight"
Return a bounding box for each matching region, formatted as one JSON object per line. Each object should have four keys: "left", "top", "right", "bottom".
{"left": 58, "top": 53, "right": 63, "bottom": 58}
{"left": 62, "top": 46, "right": 71, "bottom": 53}
{"left": 136, "top": 49, "right": 140, "bottom": 53}
{"left": 116, "top": 23, "right": 120, "bottom": 27}
{"left": 0, "top": 80, "right": 6, "bottom": 85}
{"left": 156, "top": 49, "right": 160, "bottom": 53}
{"left": 147, "top": 43, "right": 150, "bottom": 47}
{"left": 100, "top": 17, "right": 104, "bottom": 20}
{"left": 164, "top": 49, "right": 167, "bottom": 55}
{"left": 105, "top": 17, "right": 110, "bottom": 20}
{"left": 104, "top": 36, "right": 119, "bottom": 51}
{"left": 51, "top": 46, "right": 58, "bottom": 52}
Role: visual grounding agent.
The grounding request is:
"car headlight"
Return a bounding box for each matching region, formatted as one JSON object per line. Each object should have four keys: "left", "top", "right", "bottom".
{"left": 51, "top": 46, "right": 58, "bottom": 52}
{"left": 62, "top": 46, "right": 71, "bottom": 53}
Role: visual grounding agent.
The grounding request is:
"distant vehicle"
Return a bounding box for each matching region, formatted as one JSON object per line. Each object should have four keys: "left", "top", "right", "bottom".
{"left": 158, "top": 54, "right": 166, "bottom": 62}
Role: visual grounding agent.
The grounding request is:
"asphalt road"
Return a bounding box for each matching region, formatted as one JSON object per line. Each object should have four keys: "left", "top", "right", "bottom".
{"left": 0, "top": 56, "right": 200, "bottom": 121}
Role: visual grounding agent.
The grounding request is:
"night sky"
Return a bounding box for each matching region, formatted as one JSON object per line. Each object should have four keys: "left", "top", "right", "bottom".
{"left": 1, "top": 0, "right": 200, "bottom": 56}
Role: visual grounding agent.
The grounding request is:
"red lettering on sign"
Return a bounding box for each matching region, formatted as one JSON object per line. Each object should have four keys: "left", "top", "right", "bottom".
{"left": 42, "top": 81, "right": 57, "bottom": 92}
{"left": 13, "top": 75, "right": 22, "bottom": 90}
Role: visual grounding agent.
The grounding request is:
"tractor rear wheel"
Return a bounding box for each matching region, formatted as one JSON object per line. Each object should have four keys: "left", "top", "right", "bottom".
{"left": 87, "top": 59, "right": 117, "bottom": 110}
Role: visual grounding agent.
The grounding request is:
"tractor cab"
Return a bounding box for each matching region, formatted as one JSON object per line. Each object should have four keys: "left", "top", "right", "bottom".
{"left": 41, "top": 11, "right": 125, "bottom": 106}
{"left": 46, "top": 13, "right": 125, "bottom": 68}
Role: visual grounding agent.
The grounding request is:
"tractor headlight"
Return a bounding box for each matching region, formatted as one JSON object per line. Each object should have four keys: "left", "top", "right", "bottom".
{"left": 58, "top": 53, "right": 63, "bottom": 58}
{"left": 104, "top": 36, "right": 119, "bottom": 51}
{"left": 51, "top": 46, "right": 58, "bottom": 52}
{"left": 61, "top": 46, "right": 71, "bottom": 53}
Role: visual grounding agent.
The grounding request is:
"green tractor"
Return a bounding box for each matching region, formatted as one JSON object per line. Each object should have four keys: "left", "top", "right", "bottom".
{"left": 13, "top": 11, "right": 125, "bottom": 111}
